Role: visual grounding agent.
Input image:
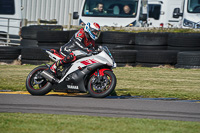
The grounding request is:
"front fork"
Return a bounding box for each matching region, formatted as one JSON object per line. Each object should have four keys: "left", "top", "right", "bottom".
{"left": 97, "top": 69, "right": 101, "bottom": 82}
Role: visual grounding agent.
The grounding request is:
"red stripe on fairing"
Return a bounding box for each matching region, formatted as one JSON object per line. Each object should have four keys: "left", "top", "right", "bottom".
{"left": 81, "top": 59, "right": 99, "bottom": 65}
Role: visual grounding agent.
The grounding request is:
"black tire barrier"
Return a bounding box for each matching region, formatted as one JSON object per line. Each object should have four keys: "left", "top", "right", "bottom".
{"left": 21, "top": 47, "right": 50, "bottom": 60}
{"left": 37, "top": 42, "right": 65, "bottom": 48}
{"left": 175, "top": 51, "right": 200, "bottom": 68}
{"left": 21, "top": 27, "right": 45, "bottom": 39}
{"left": 0, "top": 53, "right": 20, "bottom": 59}
{"left": 167, "top": 46, "right": 200, "bottom": 51}
{"left": 95, "top": 32, "right": 103, "bottom": 43}
{"left": 18, "top": 28, "right": 200, "bottom": 68}
{"left": 68, "top": 30, "right": 78, "bottom": 39}
{"left": 37, "top": 31, "right": 69, "bottom": 43}
{"left": 102, "top": 43, "right": 135, "bottom": 50}
{"left": 135, "top": 32, "right": 168, "bottom": 46}
{"left": 168, "top": 33, "right": 200, "bottom": 47}
{"left": 0, "top": 46, "right": 21, "bottom": 63}
{"left": 20, "top": 39, "right": 38, "bottom": 47}
{"left": 102, "top": 31, "right": 135, "bottom": 44}
{"left": 175, "top": 65, "right": 200, "bottom": 69}
{"left": 0, "top": 46, "right": 21, "bottom": 53}
{"left": 111, "top": 50, "right": 137, "bottom": 63}
{"left": 136, "top": 50, "right": 179, "bottom": 64}
{"left": 134, "top": 45, "right": 168, "bottom": 50}
{"left": 21, "top": 25, "right": 63, "bottom": 39}
{"left": 21, "top": 59, "right": 50, "bottom": 65}
{"left": 136, "top": 63, "right": 169, "bottom": 67}
{"left": 0, "top": 59, "right": 16, "bottom": 63}
{"left": 116, "top": 63, "right": 136, "bottom": 67}
{"left": 29, "top": 25, "right": 63, "bottom": 30}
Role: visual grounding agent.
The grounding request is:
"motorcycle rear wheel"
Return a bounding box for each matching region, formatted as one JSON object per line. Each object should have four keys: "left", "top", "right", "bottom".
{"left": 26, "top": 66, "right": 52, "bottom": 95}
{"left": 88, "top": 70, "right": 116, "bottom": 98}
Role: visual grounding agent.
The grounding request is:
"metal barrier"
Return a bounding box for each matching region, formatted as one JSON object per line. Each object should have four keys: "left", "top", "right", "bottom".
{"left": 0, "top": 17, "right": 22, "bottom": 46}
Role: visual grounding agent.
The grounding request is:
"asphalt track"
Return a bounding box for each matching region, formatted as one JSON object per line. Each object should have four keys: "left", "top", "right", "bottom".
{"left": 0, "top": 93, "right": 200, "bottom": 122}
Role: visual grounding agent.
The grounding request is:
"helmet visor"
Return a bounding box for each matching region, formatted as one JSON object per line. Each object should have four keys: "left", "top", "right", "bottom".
{"left": 92, "top": 30, "right": 101, "bottom": 38}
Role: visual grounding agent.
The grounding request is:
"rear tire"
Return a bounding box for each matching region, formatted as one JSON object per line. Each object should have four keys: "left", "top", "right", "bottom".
{"left": 88, "top": 70, "right": 116, "bottom": 98}
{"left": 26, "top": 66, "right": 52, "bottom": 95}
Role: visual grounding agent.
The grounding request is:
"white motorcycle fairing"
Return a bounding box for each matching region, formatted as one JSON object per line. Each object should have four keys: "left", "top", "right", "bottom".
{"left": 50, "top": 47, "right": 116, "bottom": 93}
{"left": 59, "top": 50, "right": 114, "bottom": 83}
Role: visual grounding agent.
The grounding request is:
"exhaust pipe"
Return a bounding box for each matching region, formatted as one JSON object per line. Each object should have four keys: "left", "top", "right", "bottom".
{"left": 40, "top": 70, "right": 59, "bottom": 83}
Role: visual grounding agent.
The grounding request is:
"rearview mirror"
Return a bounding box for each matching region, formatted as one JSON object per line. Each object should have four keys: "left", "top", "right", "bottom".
{"left": 139, "top": 14, "right": 147, "bottom": 21}
{"left": 173, "top": 8, "right": 183, "bottom": 18}
{"left": 73, "top": 12, "right": 79, "bottom": 19}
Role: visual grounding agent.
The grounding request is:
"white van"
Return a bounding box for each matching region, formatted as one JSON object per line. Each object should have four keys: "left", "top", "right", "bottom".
{"left": 147, "top": 0, "right": 183, "bottom": 28}
{"left": 73, "top": 0, "right": 147, "bottom": 27}
{"left": 173, "top": 0, "right": 200, "bottom": 28}
{"left": 0, "top": 0, "right": 22, "bottom": 45}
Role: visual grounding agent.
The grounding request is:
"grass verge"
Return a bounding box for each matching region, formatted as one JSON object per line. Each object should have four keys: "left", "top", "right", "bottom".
{"left": 0, "top": 113, "right": 200, "bottom": 133}
{"left": 0, "top": 65, "right": 200, "bottom": 100}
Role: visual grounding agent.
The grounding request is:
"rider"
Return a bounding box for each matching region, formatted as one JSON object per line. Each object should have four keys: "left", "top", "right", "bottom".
{"left": 49, "top": 22, "right": 101, "bottom": 74}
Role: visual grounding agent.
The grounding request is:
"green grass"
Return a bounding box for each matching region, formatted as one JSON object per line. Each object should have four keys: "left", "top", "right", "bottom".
{"left": 0, "top": 113, "right": 199, "bottom": 133}
{"left": 0, "top": 65, "right": 200, "bottom": 100}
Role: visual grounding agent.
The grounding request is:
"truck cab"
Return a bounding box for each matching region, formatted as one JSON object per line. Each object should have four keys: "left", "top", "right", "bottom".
{"left": 173, "top": 0, "right": 200, "bottom": 28}
{"left": 147, "top": 0, "right": 183, "bottom": 28}
{"left": 73, "top": 0, "right": 147, "bottom": 27}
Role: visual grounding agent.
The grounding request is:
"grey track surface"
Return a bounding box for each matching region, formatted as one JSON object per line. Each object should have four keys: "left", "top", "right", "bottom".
{"left": 0, "top": 94, "right": 200, "bottom": 122}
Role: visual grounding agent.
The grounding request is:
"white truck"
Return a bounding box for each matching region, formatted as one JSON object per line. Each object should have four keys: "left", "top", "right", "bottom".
{"left": 147, "top": 0, "right": 183, "bottom": 28}
{"left": 73, "top": 0, "right": 147, "bottom": 27}
{"left": 0, "top": 0, "right": 22, "bottom": 45}
{"left": 173, "top": 0, "right": 200, "bottom": 28}
{"left": 147, "top": 0, "right": 200, "bottom": 28}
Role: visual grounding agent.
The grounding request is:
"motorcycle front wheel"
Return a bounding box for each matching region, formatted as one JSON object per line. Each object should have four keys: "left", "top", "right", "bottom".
{"left": 88, "top": 70, "right": 117, "bottom": 98}
{"left": 26, "top": 66, "right": 52, "bottom": 95}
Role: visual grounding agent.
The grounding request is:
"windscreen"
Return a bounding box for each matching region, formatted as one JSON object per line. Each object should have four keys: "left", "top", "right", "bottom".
{"left": 82, "top": 0, "right": 138, "bottom": 18}
{"left": 148, "top": 4, "right": 161, "bottom": 20}
{"left": 188, "top": 0, "right": 200, "bottom": 13}
{"left": 0, "top": 0, "right": 15, "bottom": 15}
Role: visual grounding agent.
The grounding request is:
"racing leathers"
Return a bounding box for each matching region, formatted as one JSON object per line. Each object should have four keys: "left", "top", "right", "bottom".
{"left": 50, "top": 28, "right": 95, "bottom": 74}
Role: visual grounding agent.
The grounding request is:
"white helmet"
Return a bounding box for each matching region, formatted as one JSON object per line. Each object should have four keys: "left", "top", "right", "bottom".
{"left": 84, "top": 22, "right": 101, "bottom": 40}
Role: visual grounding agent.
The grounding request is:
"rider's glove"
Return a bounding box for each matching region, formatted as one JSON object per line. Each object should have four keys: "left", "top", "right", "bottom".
{"left": 87, "top": 49, "right": 93, "bottom": 53}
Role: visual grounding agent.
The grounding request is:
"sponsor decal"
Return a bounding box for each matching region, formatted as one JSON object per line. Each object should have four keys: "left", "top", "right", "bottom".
{"left": 67, "top": 85, "right": 79, "bottom": 89}
{"left": 81, "top": 59, "right": 99, "bottom": 65}
{"left": 78, "top": 33, "right": 82, "bottom": 36}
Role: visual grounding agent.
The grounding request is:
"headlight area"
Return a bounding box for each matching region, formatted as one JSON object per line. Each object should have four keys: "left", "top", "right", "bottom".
{"left": 183, "top": 19, "right": 200, "bottom": 28}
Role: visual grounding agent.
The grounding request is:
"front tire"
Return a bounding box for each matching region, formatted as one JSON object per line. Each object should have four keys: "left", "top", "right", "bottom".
{"left": 26, "top": 66, "right": 52, "bottom": 95}
{"left": 88, "top": 70, "right": 117, "bottom": 98}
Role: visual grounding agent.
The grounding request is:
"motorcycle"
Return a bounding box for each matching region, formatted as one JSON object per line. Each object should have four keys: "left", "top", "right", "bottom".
{"left": 26, "top": 46, "right": 117, "bottom": 98}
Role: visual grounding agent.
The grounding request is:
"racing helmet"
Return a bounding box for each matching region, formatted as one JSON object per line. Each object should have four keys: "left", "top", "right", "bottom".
{"left": 84, "top": 22, "right": 101, "bottom": 41}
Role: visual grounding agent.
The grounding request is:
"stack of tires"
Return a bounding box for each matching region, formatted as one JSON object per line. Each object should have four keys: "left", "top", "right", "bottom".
{"left": 19, "top": 26, "right": 200, "bottom": 68}
{"left": 101, "top": 31, "right": 136, "bottom": 67}
{"left": 0, "top": 46, "right": 21, "bottom": 63}
{"left": 168, "top": 33, "right": 200, "bottom": 69}
{"left": 21, "top": 25, "right": 64, "bottom": 65}
{"left": 134, "top": 32, "right": 179, "bottom": 67}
